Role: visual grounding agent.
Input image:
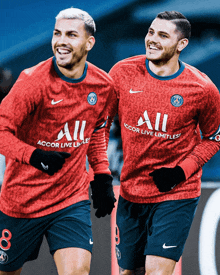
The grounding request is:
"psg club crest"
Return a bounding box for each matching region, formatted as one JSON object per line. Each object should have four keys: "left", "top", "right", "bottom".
{"left": 87, "top": 92, "right": 97, "bottom": 105}
{"left": 170, "top": 94, "right": 184, "bottom": 107}
{"left": 0, "top": 250, "right": 8, "bottom": 264}
{"left": 115, "top": 247, "right": 121, "bottom": 260}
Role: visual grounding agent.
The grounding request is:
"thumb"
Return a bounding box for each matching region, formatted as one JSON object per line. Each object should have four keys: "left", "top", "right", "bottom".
{"left": 59, "top": 152, "right": 71, "bottom": 158}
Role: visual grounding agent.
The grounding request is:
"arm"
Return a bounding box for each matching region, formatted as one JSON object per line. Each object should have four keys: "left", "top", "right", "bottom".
{"left": 151, "top": 80, "right": 220, "bottom": 192}
{"left": 179, "top": 81, "right": 220, "bottom": 179}
{"left": 88, "top": 86, "right": 117, "bottom": 218}
{"left": 105, "top": 89, "right": 119, "bottom": 149}
{"left": 178, "top": 138, "right": 220, "bottom": 180}
{"left": 0, "top": 72, "right": 70, "bottom": 175}
{"left": 87, "top": 126, "right": 110, "bottom": 175}
{"left": 0, "top": 72, "right": 39, "bottom": 163}
{"left": 105, "top": 67, "right": 120, "bottom": 148}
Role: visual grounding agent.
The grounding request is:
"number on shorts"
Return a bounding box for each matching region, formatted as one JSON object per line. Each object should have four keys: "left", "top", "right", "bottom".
{"left": 115, "top": 225, "right": 120, "bottom": 245}
{"left": 0, "top": 229, "right": 12, "bottom": 251}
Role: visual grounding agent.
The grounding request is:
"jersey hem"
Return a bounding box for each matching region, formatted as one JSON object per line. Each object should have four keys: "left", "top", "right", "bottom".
{"left": 0, "top": 194, "right": 90, "bottom": 218}
{"left": 120, "top": 188, "right": 201, "bottom": 204}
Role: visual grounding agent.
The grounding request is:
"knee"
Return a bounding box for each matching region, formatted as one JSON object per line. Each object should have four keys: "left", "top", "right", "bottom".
{"left": 119, "top": 267, "right": 132, "bottom": 275}
{"left": 145, "top": 267, "right": 173, "bottom": 275}
{"left": 145, "top": 255, "right": 176, "bottom": 275}
{"left": 119, "top": 266, "right": 145, "bottom": 275}
{"left": 73, "top": 263, "right": 90, "bottom": 275}
{"left": 60, "top": 262, "right": 90, "bottom": 275}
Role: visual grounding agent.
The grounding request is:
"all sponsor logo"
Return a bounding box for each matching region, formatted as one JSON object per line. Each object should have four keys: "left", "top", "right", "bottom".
{"left": 37, "top": 121, "right": 90, "bottom": 148}
{"left": 124, "top": 110, "right": 181, "bottom": 140}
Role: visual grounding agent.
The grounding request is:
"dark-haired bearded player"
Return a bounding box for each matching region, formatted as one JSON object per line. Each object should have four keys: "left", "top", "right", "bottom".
{"left": 107, "top": 11, "right": 220, "bottom": 275}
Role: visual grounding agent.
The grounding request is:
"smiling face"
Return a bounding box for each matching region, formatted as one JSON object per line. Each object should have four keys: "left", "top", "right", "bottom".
{"left": 145, "top": 18, "right": 183, "bottom": 64}
{"left": 51, "top": 18, "right": 95, "bottom": 71}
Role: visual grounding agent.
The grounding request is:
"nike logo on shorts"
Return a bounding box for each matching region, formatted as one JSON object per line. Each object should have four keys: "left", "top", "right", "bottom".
{"left": 163, "top": 243, "right": 177, "bottom": 249}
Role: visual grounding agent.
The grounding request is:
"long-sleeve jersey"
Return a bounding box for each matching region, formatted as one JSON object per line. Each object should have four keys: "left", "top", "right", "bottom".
{"left": 107, "top": 55, "right": 220, "bottom": 204}
{"left": 0, "top": 57, "right": 114, "bottom": 218}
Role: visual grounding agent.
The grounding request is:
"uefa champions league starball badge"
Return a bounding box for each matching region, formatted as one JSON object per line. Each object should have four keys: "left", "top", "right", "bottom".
{"left": 87, "top": 92, "right": 97, "bottom": 105}
{"left": 170, "top": 94, "right": 184, "bottom": 107}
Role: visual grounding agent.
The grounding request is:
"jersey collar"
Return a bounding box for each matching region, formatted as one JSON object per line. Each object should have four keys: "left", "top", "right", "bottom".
{"left": 145, "top": 59, "right": 185, "bottom": 81}
{"left": 52, "top": 56, "right": 88, "bottom": 83}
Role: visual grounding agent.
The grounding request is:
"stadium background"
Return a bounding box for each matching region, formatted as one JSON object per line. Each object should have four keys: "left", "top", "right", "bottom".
{"left": 1, "top": 0, "right": 220, "bottom": 274}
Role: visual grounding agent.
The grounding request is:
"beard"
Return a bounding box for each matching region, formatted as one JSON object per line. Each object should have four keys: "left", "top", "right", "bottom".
{"left": 146, "top": 43, "right": 178, "bottom": 65}
{"left": 55, "top": 44, "right": 87, "bottom": 69}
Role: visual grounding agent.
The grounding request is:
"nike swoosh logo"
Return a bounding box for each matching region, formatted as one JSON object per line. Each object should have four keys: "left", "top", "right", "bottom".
{"left": 41, "top": 162, "right": 49, "bottom": 170}
{"left": 129, "top": 89, "right": 143, "bottom": 94}
{"left": 89, "top": 239, "right": 93, "bottom": 245}
{"left": 51, "top": 99, "right": 63, "bottom": 105}
{"left": 163, "top": 243, "right": 177, "bottom": 249}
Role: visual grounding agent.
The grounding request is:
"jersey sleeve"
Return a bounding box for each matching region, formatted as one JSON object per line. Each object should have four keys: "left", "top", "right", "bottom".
{"left": 0, "top": 72, "right": 40, "bottom": 164}
{"left": 105, "top": 66, "right": 120, "bottom": 146}
{"left": 87, "top": 83, "right": 115, "bottom": 175}
{"left": 178, "top": 80, "right": 220, "bottom": 179}
{"left": 87, "top": 127, "right": 111, "bottom": 175}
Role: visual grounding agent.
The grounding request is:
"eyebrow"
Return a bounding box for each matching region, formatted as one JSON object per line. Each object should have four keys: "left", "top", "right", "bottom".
{"left": 159, "top": 31, "right": 170, "bottom": 36}
{"left": 54, "top": 28, "right": 79, "bottom": 34}
{"left": 149, "top": 28, "right": 170, "bottom": 36}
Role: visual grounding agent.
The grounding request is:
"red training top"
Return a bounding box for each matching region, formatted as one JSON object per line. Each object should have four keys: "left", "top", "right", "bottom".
{"left": 107, "top": 55, "right": 220, "bottom": 203}
{"left": 0, "top": 57, "right": 113, "bottom": 218}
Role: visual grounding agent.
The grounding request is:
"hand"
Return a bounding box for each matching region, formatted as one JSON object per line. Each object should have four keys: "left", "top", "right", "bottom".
{"left": 149, "top": 166, "right": 185, "bottom": 192}
{"left": 30, "top": 149, "right": 71, "bottom": 175}
{"left": 90, "top": 174, "right": 116, "bottom": 218}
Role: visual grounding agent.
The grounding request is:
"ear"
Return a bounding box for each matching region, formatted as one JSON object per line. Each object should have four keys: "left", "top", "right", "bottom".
{"left": 86, "top": 36, "right": 96, "bottom": 51}
{"left": 177, "top": 38, "right": 189, "bottom": 53}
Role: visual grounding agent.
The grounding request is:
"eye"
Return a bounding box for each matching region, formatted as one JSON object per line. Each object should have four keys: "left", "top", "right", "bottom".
{"left": 68, "top": 33, "right": 77, "bottom": 38}
{"left": 160, "top": 34, "right": 168, "bottom": 38}
{"left": 54, "top": 32, "right": 61, "bottom": 36}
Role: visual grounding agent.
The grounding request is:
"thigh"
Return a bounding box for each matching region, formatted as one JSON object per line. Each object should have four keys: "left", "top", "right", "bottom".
{"left": 46, "top": 200, "right": 93, "bottom": 256}
{"left": 0, "top": 268, "right": 22, "bottom": 275}
{"left": 54, "top": 247, "right": 91, "bottom": 275}
{"left": 145, "top": 255, "right": 176, "bottom": 275}
{"left": 115, "top": 196, "right": 147, "bottom": 270}
{"left": 145, "top": 197, "right": 200, "bottom": 262}
{"left": 0, "top": 211, "right": 44, "bottom": 272}
{"left": 119, "top": 267, "right": 145, "bottom": 275}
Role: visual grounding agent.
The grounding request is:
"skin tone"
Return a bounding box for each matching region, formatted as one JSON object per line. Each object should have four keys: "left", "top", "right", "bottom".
{"left": 54, "top": 248, "right": 91, "bottom": 275}
{"left": 50, "top": 18, "right": 95, "bottom": 275}
{"left": 145, "top": 18, "right": 188, "bottom": 77}
{"left": 52, "top": 18, "right": 95, "bottom": 79}
{"left": 0, "top": 269, "right": 22, "bottom": 275}
{"left": 120, "top": 18, "right": 188, "bottom": 275}
{"left": 0, "top": 18, "right": 95, "bottom": 275}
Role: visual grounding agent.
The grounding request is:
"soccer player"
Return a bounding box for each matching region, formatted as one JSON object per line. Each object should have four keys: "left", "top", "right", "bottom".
{"left": 0, "top": 7, "right": 116, "bottom": 275}
{"left": 107, "top": 11, "right": 220, "bottom": 275}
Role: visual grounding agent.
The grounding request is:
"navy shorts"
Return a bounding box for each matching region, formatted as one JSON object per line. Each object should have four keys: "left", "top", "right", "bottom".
{"left": 0, "top": 200, "right": 93, "bottom": 272}
{"left": 115, "top": 195, "right": 200, "bottom": 270}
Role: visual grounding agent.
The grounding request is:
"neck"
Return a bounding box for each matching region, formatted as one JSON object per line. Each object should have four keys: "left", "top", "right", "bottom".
{"left": 148, "top": 56, "right": 180, "bottom": 77}
{"left": 56, "top": 56, "right": 87, "bottom": 79}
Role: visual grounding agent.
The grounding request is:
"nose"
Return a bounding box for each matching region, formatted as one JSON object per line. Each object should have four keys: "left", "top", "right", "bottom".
{"left": 149, "top": 35, "right": 159, "bottom": 44}
{"left": 57, "top": 34, "right": 68, "bottom": 45}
